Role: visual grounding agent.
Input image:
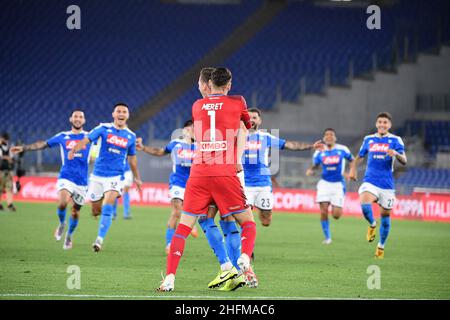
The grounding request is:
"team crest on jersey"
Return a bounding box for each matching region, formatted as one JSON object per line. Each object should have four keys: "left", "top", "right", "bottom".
{"left": 107, "top": 134, "right": 128, "bottom": 148}
{"left": 245, "top": 141, "right": 262, "bottom": 151}
{"left": 322, "top": 155, "right": 340, "bottom": 165}
{"left": 369, "top": 143, "right": 389, "bottom": 153}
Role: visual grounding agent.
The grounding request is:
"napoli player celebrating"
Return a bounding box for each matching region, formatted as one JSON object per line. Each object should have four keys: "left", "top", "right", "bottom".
{"left": 306, "top": 128, "right": 354, "bottom": 244}
{"left": 244, "top": 108, "right": 324, "bottom": 227}
{"left": 11, "top": 110, "right": 91, "bottom": 250}
{"left": 157, "top": 67, "right": 256, "bottom": 292}
{"left": 136, "top": 120, "right": 199, "bottom": 253}
{"left": 68, "top": 103, "right": 142, "bottom": 252}
{"left": 348, "top": 112, "right": 407, "bottom": 259}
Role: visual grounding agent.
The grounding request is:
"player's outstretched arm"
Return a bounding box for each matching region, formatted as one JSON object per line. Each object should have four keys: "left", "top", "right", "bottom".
{"left": 136, "top": 138, "right": 166, "bottom": 156}
{"left": 284, "top": 140, "right": 325, "bottom": 151}
{"left": 348, "top": 156, "right": 364, "bottom": 181}
{"left": 11, "top": 141, "right": 48, "bottom": 154}
{"left": 68, "top": 137, "right": 90, "bottom": 160}
{"left": 306, "top": 164, "right": 320, "bottom": 176}
{"left": 128, "top": 155, "right": 142, "bottom": 192}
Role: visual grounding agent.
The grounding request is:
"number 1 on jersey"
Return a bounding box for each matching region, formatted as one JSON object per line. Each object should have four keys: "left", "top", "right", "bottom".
{"left": 207, "top": 110, "right": 216, "bottom": 141}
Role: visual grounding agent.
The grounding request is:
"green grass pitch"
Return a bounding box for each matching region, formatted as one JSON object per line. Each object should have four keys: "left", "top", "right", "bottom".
{"left": 1, "top": 202, "right": 449, "bottom": 300}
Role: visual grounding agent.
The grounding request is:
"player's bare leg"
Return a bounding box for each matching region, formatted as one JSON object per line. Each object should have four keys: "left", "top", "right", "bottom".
{"left": 158, "top": 213, "right": 198, "bottom": 292}
{"left": 331, "top": 206, "right": 343, "bottom": 220}
{"left": 319, "top": 202, "right": 332, "bottom": 244}
{"left": 91, "top": 199, "right": 102, "bottom": 218}
{"left": 254, "top": 207, "right": 272, "bottom": 227}
{"left": 376, "top": 207, "right": 391, "bottom": 259}
{"left": 92, "top": 191, "right": 120, "bottom": 252}
{"left": 55, "top": 190, "right": 71, "bottom": 241}
{"left": 360, "top": 192, "right": 378, "bottom": 242}
{"left": 232, "top": 208, "right": 258, "bottom": 288}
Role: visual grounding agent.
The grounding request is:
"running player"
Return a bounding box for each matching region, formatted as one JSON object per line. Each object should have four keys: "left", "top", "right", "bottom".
{"left": 135, "top": 119, "right": 199, "bottom": 253}
{"left": 68, "top": 103, "right": 142, "bottom": 252}
{"left": 348, "top": 112, "right": 407, "bottom": 259}
{"left": 157, "top": 67, "right": 257, "bottom": 292}
{"left": 244, "top": 107, "right": 324, "bottom": 227}
{"left": 306, "top": 128, "right": 354, "bottom": 244}
{"left": 11, "top": 110, "right": 91, "bottom": 250}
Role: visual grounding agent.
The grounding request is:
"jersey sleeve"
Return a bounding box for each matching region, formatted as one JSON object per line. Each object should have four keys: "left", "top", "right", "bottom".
{"left": 164, "top": 141, "right": 177, "bottom": 154}
{"left": 313, "top": 150, "right": 322, "bottom": 166}
{"left": 46, "top": 133, "right": 62, "bottom": 148}
{"left": 267, "top": 134, "right": 286, "bottom": 150}
{"left": 343, "top": 146, "right": 355, "bottom": 161}
{"left": 240, "top": 97, "right": 252, "bottom": 129}
{"left": 394, "top": 137, "right": 405, "bottom": 154}
{"left": 127, "top": 137, "right": 136, "bottom": 156}
{"left": 88, "top": 124, "right": 105, "bottom": 143}
{"left": 358, "top": 138, "right": 369, "bottom": 158}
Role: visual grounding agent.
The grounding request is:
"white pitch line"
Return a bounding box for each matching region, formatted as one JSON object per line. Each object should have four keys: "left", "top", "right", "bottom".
{"left": 0, "top": 293, "right": 419, "bottom": 300}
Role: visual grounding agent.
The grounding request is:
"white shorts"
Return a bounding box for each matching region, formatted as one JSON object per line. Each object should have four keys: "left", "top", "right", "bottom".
{"left": 316, "top": 179, "right": 345, "bottom": 208}
{"left": 56, "top": 179, "right": 88, "bottom": 205}
{"left": 169, "top": 185, "right": 185, "bottom": 201}
{"left": 124, "top": 170, "right": 133, "bottom": 187}
{"left": 358, "top": 182, "right": 396, "bottom": 210}
{"left": 245, "top": 186, "right": 273, "bottom": 210}
{"left": 87, "top": 174, "right": 124, "bottom": 202}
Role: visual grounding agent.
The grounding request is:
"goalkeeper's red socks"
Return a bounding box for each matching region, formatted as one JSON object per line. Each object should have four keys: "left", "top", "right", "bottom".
{"left": 166, "top": 223, "right": 192, "bottom": 275}
{"left": 240, "top": 221, "right": 256, "bottom": 258}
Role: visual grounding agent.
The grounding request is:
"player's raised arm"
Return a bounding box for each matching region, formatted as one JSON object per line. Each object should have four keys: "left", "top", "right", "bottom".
{"left": 284, "top": 140, "right": 325, "bottom": 151}
{"left": 68, "top": 137, "right": 90, "bottom": 160}
{"left": 11, "top": 140, "right": 48, "bottom": 154}
{"left": 387, "top": 137, "right": 407, "bottom": 165}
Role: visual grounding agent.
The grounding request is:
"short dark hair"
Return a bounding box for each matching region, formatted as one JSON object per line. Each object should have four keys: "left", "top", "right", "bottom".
{"left": 199, "top": 67, "right": 215, "bottom": 84}
{"left": 113, "top": 103, "right": 129, "bottom": 112}
{"left": 376, "top": 112, "right": 392, "bottom": 121}
{"left": 1, "top": 132, "right": 9, "bottom": 140}
{"left": 323, "top": 128, "right": 336, "bottom": 135}
{"left": 71, "top": 109, "right": 85, "bottom": 115}
{"left": 183, "top": 119, "right": 193, "bottom": 128}
{"left": 211, "top": 67, "right": 232, "bottom": 87}
{"left": 248, "top": 108, "right": 262, "bottom": 117}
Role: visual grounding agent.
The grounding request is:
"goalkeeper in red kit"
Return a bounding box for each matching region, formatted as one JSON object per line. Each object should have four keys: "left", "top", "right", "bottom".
{"left": 157, "top": 67, "right": 257, "bottom": 292}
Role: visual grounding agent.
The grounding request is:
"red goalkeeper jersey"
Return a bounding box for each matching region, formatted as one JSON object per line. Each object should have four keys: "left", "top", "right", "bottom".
{"left": 190, "top": 94, "right": 251, "bottom": 177}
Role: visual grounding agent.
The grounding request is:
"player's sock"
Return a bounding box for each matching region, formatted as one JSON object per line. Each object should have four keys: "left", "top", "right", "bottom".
{"left": 361, "top": 204, "right": 376, "bottom": 226}
{"left": 166, "top": 223, "right": 191, "bottom": 275}
{"left": 57, "top": 207, "right": 66, "bottom": 225}
{"left": 380, "top": 215, "right": 391, "bottom": 246}
{"left": 112, "top": 199, "right": 118, "bottom": 219}
{"left": 97, "top": 204, "right": 114, "bottom": 239}
{"left": 320, "top": 219, "right": 331, "bottom": 240}
{"left": 198, "top": 218, "right": 230, "bottom": 265}
{"left": 166, "top": 227, "right": 175, "bottom": 246}
{"left": 123, "top": 192, "right": 130, "bottom": 218}
{"left": 68, "top": 216, "right": 79, "bottom": 237}
{"left": 220, "top": 220, "right": 241, "bottom": 270}
{"left": 240, "top": 221, "right": 256, "bottom": 258}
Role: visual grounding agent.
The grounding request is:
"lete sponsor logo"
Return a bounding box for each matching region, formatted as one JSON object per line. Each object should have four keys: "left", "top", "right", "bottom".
{"left": 65, "top": 140, "right": 85, "bottom": 150}
{"left": 107, "top": 134, "right": 128, "bottom": 148}
{"left": 199, "top": 141, "right": 227, "bottom": 152}
{"left": 322, "top": 155, "right": 340, "bottom": 165}
{"left": 177, "top": 149, "right": 196, "bottom": 160}
{"left": 369, "top": 143, "right": 389, "bottom": 153}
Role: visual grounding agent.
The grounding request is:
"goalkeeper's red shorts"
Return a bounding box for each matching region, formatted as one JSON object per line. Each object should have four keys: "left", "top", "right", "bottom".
{"left": 182, "top": 176, "right": 249, "bottom": 218}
